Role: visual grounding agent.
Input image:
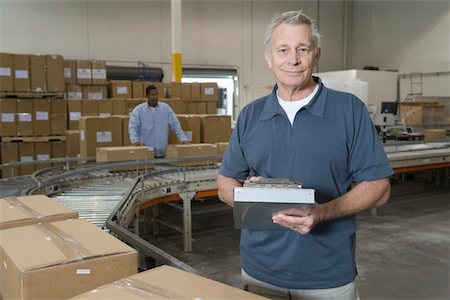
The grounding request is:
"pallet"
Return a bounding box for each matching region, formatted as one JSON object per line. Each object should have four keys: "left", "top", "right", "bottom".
{"left": 0, "top": 135, "right": 66, "bottom": 143}
{"left": 0, "top": 91, "right": 65, "bottom": 99}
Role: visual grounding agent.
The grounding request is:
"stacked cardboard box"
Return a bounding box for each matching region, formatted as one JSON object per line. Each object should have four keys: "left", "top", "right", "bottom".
{"left": 168, "top": 114, "right": 201, "bottom": 144}
{"left": 79, "top": 116, "right": 123, "bottom": 157}
{"left": 200, "top": 114, "right": 232, "bottom": 143}
{"left": 0, "top": 53, "right": 13, "bottom": 92}
{"left": 0, "top": 142, "right": 19, "bottom": 178}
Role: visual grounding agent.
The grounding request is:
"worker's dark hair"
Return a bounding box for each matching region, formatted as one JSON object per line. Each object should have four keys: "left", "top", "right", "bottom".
{"left": 145, "top": 85, "right": 158, "bottom": 95}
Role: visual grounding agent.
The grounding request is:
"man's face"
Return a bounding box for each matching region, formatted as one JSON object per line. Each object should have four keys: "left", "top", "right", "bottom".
{"left": 265, "top": 23, "right": 321, "bottom": 91}
{"left": 147, "top": 89, "right": 158, "bottom": 107}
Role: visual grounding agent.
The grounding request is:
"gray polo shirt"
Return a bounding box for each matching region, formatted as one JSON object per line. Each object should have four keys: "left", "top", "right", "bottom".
{"left": 219, "top": 77, "right": 393, "bottom": 289}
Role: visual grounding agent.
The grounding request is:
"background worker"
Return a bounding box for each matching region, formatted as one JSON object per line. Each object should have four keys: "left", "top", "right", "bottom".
{"left": 129, "top": 85, "right": 189, "bottom": 158}
{"left": 217, "top": 10, "right": 393, "bottom": 300}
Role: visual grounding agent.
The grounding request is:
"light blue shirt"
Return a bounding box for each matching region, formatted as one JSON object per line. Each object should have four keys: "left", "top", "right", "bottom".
{"left": 129, "top": 101, "right": 188, "bottom": 157}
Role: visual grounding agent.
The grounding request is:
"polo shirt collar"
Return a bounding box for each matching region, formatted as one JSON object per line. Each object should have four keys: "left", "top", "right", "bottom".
{"left": 260, "top": 76, "right": 327, "bottom": 120}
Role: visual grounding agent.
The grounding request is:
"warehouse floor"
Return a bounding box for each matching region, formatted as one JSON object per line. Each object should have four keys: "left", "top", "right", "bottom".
{"left": 144, "top": 174, "right": 450, "bottom": 300}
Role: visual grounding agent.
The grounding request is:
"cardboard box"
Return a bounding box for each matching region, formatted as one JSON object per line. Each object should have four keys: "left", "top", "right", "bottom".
{"left": 126, "top": 99, "right": 144, "bottom": 114}
{"left": 181, "top": 83, "right": 191, "bottom": 101}
{"left": 46, "top": 55, "right": 65, "bottom": 92}
{"left": 0, "top": 219, "right": 138, "bottom": 300}
{"left": 112, "top": 98, "right": 127, "bottom": 115}
{"left": 109, "top": 80, "right": 132, "bottom": 98}
{"left": 66, "top": 130, "right": 80, "bottom": 157}
{"left": 215, "top": 142, "right": 229, "bottom": 156}
{"left": 200, "top": 115, "right": 232, "bottom": 143}
{"left": 165, "top": 82, "right": 182, "bottom": 99}
{"left": 82, "top": 85, "right": 107, "bottom": 100}
{"left": 0, "top": 195, "right": 78, "bottom": 230}
{"left": 66, "top": 83, "right": 83, "bottom": 100}
{"left": 132, "top": 81, "right": 144, "bottom": 98}
{"left": 82, "top": 99, "right": 99, "bottom": 117}
{"left": 424, "top": 129, "right": 446, "bottom": 142}
{"left": 13, "top": 54, "right": 30, "bottom": 92}
{"left": 68, "top": 100, "right": 82, "bottom": 130}
{"left": 91, "top": 59, "right": 107, "bottom": 85}
{"left": 200, "top": 82, "right": 218, "bottom": 101}
{"left": 0, "top": 142, "right": 19, "bottom": 178}
{"left": 33, "top": 99, "right": 51, "bottom": 136}
{"left": 120, "top": 115, "right": 131, "bottom": 146}
{"left": 0, "top": 53, "right": 13, "bottom": 92}
{"left": 161, "top": 98, "right": 187, "bottom": 114}
{"left": 51, "top": 140, "right": 66, "bottom": 166}
{"left": 143, "top": 81, "right": 164, "bottom": 98}
{"left": 190, "top": 82, "right": 201, "bottom": 101}
{"left": 168, "top": 114, "right": 201, "bottom": 144}
{"left": 76, "top": 60, "right": 92, "bottom": 85}
{"left": 19, "top": 142, "right": 35, "bottom": 176}
{"left": 16, "top": 99, "right": 33, "bottom": 136}
{"left": 207, "top": 101, "right": 217, "bottom": 114}
{"left": 98, "top": 99, "right": 113, "bottom": 117}
{"left": 64, "top": 59, "right": 77, "bottom": 84}
{"left": 29, "top": 55, "right": 47, "bottom": 92}
{"left": 96, "top": 146, "right": 154, "bottom": 171}
{"left": 79, "top": 116, "right": 123, "bottom": 157}
{"left": 186, "top": 101, "right": 206, "bottom": 114}
{"left": 0, "top": 98, "right": 16, "bottom": 137}
{"left": 71, "top": 265, "right": 267, "bottom": 300}
{"left": 35, "top": 141, "right": 52, "bottom": 170}
{"left": 51, "top": 99, "right": 67, "bottom": 135}
{"left": 166, "top": 143, "right": 218, "bottom": 166}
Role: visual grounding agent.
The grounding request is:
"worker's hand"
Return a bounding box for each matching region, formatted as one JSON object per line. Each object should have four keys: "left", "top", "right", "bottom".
{"left": 272, "top": 204, "right": 320, "bottom": 234}
{"left": 132, "top": 141, "right": 141, "bottom": 146}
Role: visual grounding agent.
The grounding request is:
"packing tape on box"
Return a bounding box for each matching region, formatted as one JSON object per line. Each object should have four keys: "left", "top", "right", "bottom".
{"left": 5, "top": 197, "right": 44, "bottom": 220}
{"left": 117, "top": 278, "right": 185, "bottom": 299}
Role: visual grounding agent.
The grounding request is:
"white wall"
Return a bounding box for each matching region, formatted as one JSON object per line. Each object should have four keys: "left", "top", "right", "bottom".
{"left": 1, "top": 0, "right": 449, "bottom": 111}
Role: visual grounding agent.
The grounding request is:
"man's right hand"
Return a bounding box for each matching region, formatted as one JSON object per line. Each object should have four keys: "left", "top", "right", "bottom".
{"left": 132, "top": 141, "right": 141, "bottom": 146}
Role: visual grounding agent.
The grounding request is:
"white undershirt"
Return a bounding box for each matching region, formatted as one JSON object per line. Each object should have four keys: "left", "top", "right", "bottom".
{"left": 277, "top": 84, "right": 320, "bottom": 125}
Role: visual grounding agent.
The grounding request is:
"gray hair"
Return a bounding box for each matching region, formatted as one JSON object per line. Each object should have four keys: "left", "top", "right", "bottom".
{"left": 264, "top": 10, "right": 321, "bottom": 52}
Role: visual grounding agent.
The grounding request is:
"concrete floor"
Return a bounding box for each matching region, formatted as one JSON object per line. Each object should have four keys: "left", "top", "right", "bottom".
{"left": 144, "top": 176, "right": 450, "bottom": 300}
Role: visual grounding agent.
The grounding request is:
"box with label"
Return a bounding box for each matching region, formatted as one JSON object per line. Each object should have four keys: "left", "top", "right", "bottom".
{"left": 120, "top": 115, "right": 131, "bottom": 146}
{"left": 35, "top": 141, "right": 52, "bottom": 171}
{"left": 82, "top": 99, "right": 99, "bottom": 117}
{"left": 79, "top": 116, "right": 122, "bottom": 157}
{"left": 200, "top": 82, "right": 218, "bottom": 102}
{"left": 33, "top": 99, "right": 51, "bottom": 136}
{"left": 46, "top": 54, "right": 65, "bottom": 92}
{"left": 51, "top": 99, "right": 67, "bottom": 135}
{"left": 98, "top": 99, "right": 113, "bottom": 117}
{"left": 51, "top": 140, "right": 66, "bottom": 166}
{"left": 13, "top": 54, "right": 30, "bottom": 92}
{"left": 71, "top": 265, "right": 267, "bottom": 300}
{"left": 161, "top": 98, "right": 187, "bottom": 114}
{"left": 165, "top": 82, "right": 182, "bottom": 99}
{"left": 143, "top": 81, "right": 164, "bottom": 98}
{"left": 168, "top": 114, "right": 201, "bottom": 144}
{"left": 66, "top": 130, "right": 80, "bottom": 157}
{"left": 0, "top": 195, "right": 78, "bottom": 230}
{"left": 96, "top": 146, "right": 154, "bottom": 171}
{"left": 0, "top": 53, "right": 13, "bottom": 92}
{"left": 0, "top": 98, "right": 16, "bottom": 137}
{"left": 165, "top": 143, "right": 219, "bottom": 166}
{"left": 108, "top": 80, "right": 132, "bottom": 98}
{"left": 112, "top": 98, "right": 126, "bottom": 115}
{"left": 66, "top": 84, "right": 83, "bottom": 100}
{"left": 64, "top": 59, "right": 77, "bottom": 84}
{"left": 82, "top": 85, "right": 107, "bottom": 100}
{"left": 186, "top": 101, "right": 207, "bottom": 114}
{"left": 68, "top": 100, "right": 82, "bottom": 130}
{"left": 200, "top": 115, "right": 232, "bottom": 143}
{"left": 91, "top": 60, "right": 107, "bottom": 85}
{"left": 0, "top": 219, "right": 138, "bottom": 300}
{"left": 190, "top": 82, "right": 201, "bottom": 101}
{"left": 30, "top": 55, "right": 47, "bottom": 92}
{"left": 76, "top": 60, "right": 92, "bottom": 85}
{"left": 16, "top": 99, "right": 33, "bottom": 136}
{"left": 0, "top": 142, "right": 19, "bottom": 178}
{"left": 19, "top": 142, "right": 35, "bottom": 176}
{"left": 132, "top": 81, "right": 143, "bottom": 98}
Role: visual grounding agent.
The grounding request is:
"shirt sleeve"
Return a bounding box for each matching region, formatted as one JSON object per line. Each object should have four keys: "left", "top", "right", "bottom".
{"left": 128, "top": 107, "right": 140, "bottom": 144}
{"left": 167, "top": 107, "right": 188, "bottom": 142}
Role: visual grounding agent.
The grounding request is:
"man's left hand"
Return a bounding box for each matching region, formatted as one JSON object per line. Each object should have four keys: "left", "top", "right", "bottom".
{"left": 272, "top": 204, "right": 320, "bottom": 234}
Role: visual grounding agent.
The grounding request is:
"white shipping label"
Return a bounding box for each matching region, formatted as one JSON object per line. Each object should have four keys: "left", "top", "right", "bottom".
{"left": 92, "top": 69, "right": 106, "bottom": 79}
{"left": 37, "top": 154, "right": 50, "bottom": 161}
{"left": 88, "top": 92, "right": 102, "bottom": 100}
{"left": 99, "top": 113, "right": 111, "bottom": 117}
{"left": 69, "top": 112, "right": 81, "bottom": 121}
{"left": 185, "top": 131, "right": 193, "bottom": 142}
{"left": 18, "top": 113, "right": 32, "bottom": 122}
{"left": 67, "top": 92, "right": 82, "bottom": 99}
{"left": 1, "top": 113, "right": 14, "bottom": 122}
{"left": 77, "top": 68, "right": 92, "bottom": 79}
{"left": 0, "top": 67, "right": 11, "bottom": 76}
{"left": 36, "top": 111, "right": 49, "bottom": 120}
{"left": 64, "top": 67, "right": 72, "bottom": 78}
{"left": 117, "top": 87, "right": 128, "bottom": 94}
{"left": 96, "top": 131, "right": 112, "bottom": 143}
{"left": 20, "top": 156, "right": 33, "bottom": 162}
{"left": 76, "top": 269, "right": 91, "bottom": 275}
{"left": 204, "top": 87, "right": 214, "bottom": 95}
{"left": 15, "top": 70, "right": 29, "bottom": 79}
{"left": 80, "top": 130, "right": 85, "bottom": 141}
